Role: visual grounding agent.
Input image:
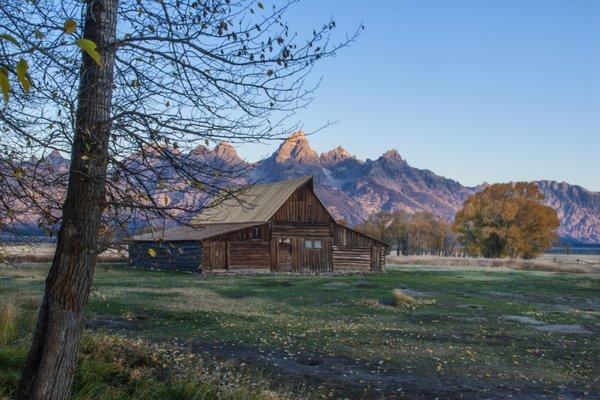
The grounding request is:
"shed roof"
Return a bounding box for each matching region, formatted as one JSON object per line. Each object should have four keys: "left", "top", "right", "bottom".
{"left": 191, "top": 176, "right": 314, "bottom": 224}
{"left": 131, "top": 222, "right": 261, "bottom": 242}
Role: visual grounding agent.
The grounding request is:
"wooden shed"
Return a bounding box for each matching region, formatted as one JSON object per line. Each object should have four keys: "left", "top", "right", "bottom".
{"left": 129, "top": 176, "right": 388, "bottom": 273}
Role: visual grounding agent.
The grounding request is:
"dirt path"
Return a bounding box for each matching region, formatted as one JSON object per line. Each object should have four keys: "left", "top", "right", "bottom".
{"left": 185, "top": 339, "right": 590, "bottom": 400}
{"left": 84, "top": 315, "right": 593, "bottom": 399}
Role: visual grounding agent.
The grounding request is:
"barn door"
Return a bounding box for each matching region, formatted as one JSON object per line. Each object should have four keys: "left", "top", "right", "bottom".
{"left": 277, "top": 238, "right": 292, "bottom": 271}
{"left": 211, "top": 241, "right": 227, "bottom": 269}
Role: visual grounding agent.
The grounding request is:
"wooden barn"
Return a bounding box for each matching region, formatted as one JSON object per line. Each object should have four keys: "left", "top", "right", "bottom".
{"left": 129, "top": 176, "right": 388, "bottom": 273}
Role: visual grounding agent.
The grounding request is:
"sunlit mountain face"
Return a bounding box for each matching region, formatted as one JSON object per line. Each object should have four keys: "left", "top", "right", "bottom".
{"left": 5, "top": 132, "right": 600, "bottom": 244}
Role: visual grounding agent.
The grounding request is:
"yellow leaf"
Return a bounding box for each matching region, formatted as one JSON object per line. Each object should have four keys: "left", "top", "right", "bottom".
{"left": 0, "top": 34, "right": 19, "bottom": 46}
{"left": 64, "top": 19, "right": 77, "bottom": 34}
{"left": 0, "top": 68, "right": 10, "bottom": 103}
{"left": 34, "top": 30, "right": 44, "bottom": 40}
{"left": 13, "top": 167, "right": 25, "bottom": 179}
{"left": 147, "top": 248, "right": 157, "bottom": 257}
{"left": 16, "top": 59, "right": 30, "bottom": 94}
{"left": 75, "top": 38, "right": 102, "bottom": 67}
{"left": 80, "top": 155, "right": 89, "bottom": 161}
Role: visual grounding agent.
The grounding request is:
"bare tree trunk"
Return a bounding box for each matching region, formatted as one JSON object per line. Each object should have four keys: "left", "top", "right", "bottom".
{"left": 17, "top": 1, "right": 118, "bottom": 399}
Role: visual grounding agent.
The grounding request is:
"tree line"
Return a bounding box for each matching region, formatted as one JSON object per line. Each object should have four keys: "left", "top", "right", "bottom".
{"left": 356, "top": 182, "right": 560, "bottom": 259}
{"left": 355, "top": 210, "right": 458, "bottom": 256}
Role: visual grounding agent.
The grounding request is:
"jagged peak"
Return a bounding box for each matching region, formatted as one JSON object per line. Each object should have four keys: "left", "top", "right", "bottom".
{"left": 320, "top": 146, "right": 353, "bottom": 166}
{"left": 43, "top": 149, "right": 68, "bottom": 165}
{"left": 324, "top": 146, "right": 351, "bottom": 158}
{"left": 190, "top": 144, "right": 210, "bottom": 156}
{"left": 288, "top": 130, "right": 306, "bottom": 140}
{"left": 274, "top": 130, "right": 319, "bottom": 164}
{"left": 212, "top": 142, "right": 241, "bottom": 160}
{"left": 381, "top": 149, "right": 403, "bottom": 161}
{"left": 374, "top": 149, "right": 407, "bottom": 168}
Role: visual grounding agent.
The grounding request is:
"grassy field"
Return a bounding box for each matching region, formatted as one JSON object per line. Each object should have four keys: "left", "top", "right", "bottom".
{"left": 1, "top": 263, "right": 599, "bottom": 399}
{"left": 388, "top": 253, "right": 600, "bottom": 274}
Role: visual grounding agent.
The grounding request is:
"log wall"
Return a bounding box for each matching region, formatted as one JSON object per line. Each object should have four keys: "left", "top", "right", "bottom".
{"left": 332, "top": 245, "right": 371, "bottom": 271}
{"left": 333, "top": 224, "right": 387, "bottom": 272}
{"left": 128, "top": 241, "right": 202, "bottom": 272}
{"left": 228, "top": 241, "right": 270, "bottom": 270}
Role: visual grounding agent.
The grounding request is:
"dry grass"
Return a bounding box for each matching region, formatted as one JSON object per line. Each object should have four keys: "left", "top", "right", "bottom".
{"left": 0, "top": 312, "right": 317, "bottom": 400}
{"left": 0, "top": 244, "right": 126, "bottom": 264}
{"left": 0, "top": 300, "right": 18, "bottom": 346}
{"left": 388, "top": 254, "right": 600, "bottom": 274}
{"left": 391, "top": 289, "right": 418, "bottom": 307}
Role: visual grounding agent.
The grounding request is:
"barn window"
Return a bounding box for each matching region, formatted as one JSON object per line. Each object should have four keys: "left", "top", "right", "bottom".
{"left": 251, "top": 226, "right": 261, "bottom": 240}
{"left": 304, "top": 239, "right": 322, "bottom": 249}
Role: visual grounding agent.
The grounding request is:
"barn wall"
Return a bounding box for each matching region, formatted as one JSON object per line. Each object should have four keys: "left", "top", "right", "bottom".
{"left": 272, "top": 185, "right": 333, "bottom": 224}
{"left": 228, "top": 241, "right": 270, "bottom": 270}
{"left": 271, "top": 224, "right": 330, "bottom": 236}
{"left": 332, "top": 246, "right": 371, "bottom": 271}
{"left": 287, "top": 236, "right": 333, "bottom": 273}
{"left": 128, "top": 241, "right": 202, "bottom": 272}
{"left": 333, "top": 224, "right": 375, "bottom": 247}
{"left": 202, "top": 224, "right": 271, "bottom": 272}
{"left": 332, "top": 224, "right": 387, "bottom": 272}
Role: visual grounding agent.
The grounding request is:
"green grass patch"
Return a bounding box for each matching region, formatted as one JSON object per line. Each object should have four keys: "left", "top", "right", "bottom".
{"left": 1, "top": 262, "right": 598, "bottom": 398}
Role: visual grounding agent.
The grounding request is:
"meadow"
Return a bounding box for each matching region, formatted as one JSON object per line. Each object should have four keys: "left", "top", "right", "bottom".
{"left": 1, "top": 263, "right": 598, "bottom": 399}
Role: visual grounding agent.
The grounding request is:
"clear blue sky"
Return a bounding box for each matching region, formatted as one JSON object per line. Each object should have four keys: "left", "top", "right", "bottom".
{"left": 240, "top": 0, "right": 600, "bottom": 191}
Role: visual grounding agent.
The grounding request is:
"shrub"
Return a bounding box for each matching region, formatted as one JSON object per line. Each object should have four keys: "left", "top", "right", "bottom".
{"left": 391, "top": 289, "right": 418, "bottom": 307}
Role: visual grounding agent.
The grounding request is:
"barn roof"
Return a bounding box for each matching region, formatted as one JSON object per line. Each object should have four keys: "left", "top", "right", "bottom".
{"left": 131, "top": 222, "right": 262, "bottom": 242}
{"left": 191, "top": 176, "right": 315, "bottom": 224}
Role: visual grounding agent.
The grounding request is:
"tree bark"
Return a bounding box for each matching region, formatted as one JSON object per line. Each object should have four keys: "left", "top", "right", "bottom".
{"left": 17, "top": 1, "right": 118, "bottom": 399}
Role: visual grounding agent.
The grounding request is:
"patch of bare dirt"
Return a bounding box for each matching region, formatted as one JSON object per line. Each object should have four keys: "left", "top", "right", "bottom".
{"left": 185, "top": 340, "right": 590, "bottom": 400}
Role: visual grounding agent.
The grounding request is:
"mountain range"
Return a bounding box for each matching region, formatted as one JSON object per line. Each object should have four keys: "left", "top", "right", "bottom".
{"left": 250, "top": 132, "right": 600, "bottom": 244}
{"left": 6, "top": 132, "right": 600, "bottom": 244}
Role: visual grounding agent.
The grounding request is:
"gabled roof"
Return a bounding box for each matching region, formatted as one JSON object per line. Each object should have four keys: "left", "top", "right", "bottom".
{"left": 131, "top": 222, "right": 262, "bottom": 241}
{"left": 191, "top": 176, "right": 314, "bottom": 224}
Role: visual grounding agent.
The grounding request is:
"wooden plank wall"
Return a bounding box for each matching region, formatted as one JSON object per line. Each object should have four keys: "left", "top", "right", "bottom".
{"left": 128, "top": 241, "right": 202, "bottom": 272}
{"left": 333, "top": 224, "right": 375, "bottom": 247}
{"left": 289, "top": 236, "right": 333, "bottom": 272}
{"left": 228, "top": 241, "right": 270, "bottom": 270}
{"left": 272, "top": 185, "right": 333, "bottom": 224}
{"left": 332, "top": 245, "right": 371, "bottom": 271}
{"left": 333, "top": 224, "right": 387, "bottom": 272}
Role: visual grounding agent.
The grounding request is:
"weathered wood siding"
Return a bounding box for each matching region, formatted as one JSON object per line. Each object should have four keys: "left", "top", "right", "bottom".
{"left": 332, "top": 225, "right": 387, "bottom": 272}
{"left": 202, "top": 224, "right": 271, "bottom": 272}
{"left": 272, "top": 185, "right": 333, "bottom": 224}
{"left": 332, "top": 246, "right": 371, "bottom": 271}
{"left": 271, "top": 221, "right": 333, "bottom": 272}
{"left": 227, "top": 241, "right": 270, "bottom": 270}
{"left": 371, "top": 245, "right": 386, "bottom": 271}
{"left": 334, "top": 224, "right": 375, "bottom": 247}
{"left": 128, "top": 241, "right": 202, "bottom": 272}
{"left": 287, "top": 236, "right": 333, "bottom": 272}
{"left": 271, "top": 224, "right": 330, "bottom": 236}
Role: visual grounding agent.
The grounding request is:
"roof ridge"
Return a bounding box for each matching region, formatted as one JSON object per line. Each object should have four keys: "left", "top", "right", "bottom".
{"left": 244, "top": 175, "right": 312, "bottom": 189}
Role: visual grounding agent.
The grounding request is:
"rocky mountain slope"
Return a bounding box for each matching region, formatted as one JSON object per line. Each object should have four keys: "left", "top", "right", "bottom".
{"left": 4, "top": 132, "right": 599, "bottom": 243}
{"left": 250, "top": 132, "right": 599, "bottom": 243}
